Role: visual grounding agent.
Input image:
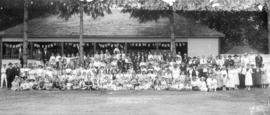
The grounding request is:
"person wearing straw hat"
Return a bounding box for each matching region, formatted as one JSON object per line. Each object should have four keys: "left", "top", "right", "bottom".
{"left": 255, "top": 53, "right": 263, "bottom": 68}
{"left": 241, "top": 53, "right": 250, "bottom": 68}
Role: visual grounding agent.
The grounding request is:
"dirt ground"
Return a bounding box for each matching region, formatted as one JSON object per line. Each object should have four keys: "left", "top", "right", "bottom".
{"left": 0, "top": 89, "right": 270, "bottom": 115}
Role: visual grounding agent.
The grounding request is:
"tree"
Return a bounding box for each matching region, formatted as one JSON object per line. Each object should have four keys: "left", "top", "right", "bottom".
{"left": 0, "top": 0, "right": 270, "bottom": 59}
{"left": 1, "top": 0, "right": 113, "bottom": 66}
{"left": 122, "top": 0, "right": 269, "bottom": 53}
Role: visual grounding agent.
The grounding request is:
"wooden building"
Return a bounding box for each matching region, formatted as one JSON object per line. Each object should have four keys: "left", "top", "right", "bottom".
{"left": 0, "top": 9, "right": 224, "bottom": 60}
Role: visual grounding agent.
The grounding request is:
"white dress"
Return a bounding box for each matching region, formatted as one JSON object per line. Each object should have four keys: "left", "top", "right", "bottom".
{"left": 245, "top": 68, "right": 253, "bottom": 86}
{"left": 261, "top": 66, "right": 270, "bottom": 84}
{"left": 221, "top": 70, "right": 228, "bottom": 86}
{"left": 226, "top": 69, "right": 235, "bottom": 88}
{"left": 233, "top": 68, "right": 240, "bottom": 86}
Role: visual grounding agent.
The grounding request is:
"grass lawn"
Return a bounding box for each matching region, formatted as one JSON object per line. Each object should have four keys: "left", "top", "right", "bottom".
{"left": 0, "top": 88, "right": 270, "bottom": 115}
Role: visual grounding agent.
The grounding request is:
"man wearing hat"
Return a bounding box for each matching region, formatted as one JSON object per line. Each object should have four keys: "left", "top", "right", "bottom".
{"left": 13, "top": 63, "right": 21, "bottom": 78}
{"left": 255, "top": 54, "right": 263, "bottom": 68}
{"left": 6, "top": 63, "right": 15, "bottom": 89}
{"left": 224, "top": 55, "right": 234, "bottom": 68}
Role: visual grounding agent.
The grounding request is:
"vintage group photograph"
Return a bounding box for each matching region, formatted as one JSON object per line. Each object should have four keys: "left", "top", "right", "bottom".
{"left": 0, "top": 0, "right": 270, "bottom": 115}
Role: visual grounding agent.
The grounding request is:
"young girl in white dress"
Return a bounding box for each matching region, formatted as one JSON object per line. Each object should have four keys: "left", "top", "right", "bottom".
{"left": 221, "top": 67, "right": 228, "bottom": 91}
{"left": 199, "top": 77, "right": 208, "bottom": 92}
{"left": 206, "top": 76, "right": 217, "bottom": 92}
{"left": 245, "top": 65, "right": 253, "bottom": 90}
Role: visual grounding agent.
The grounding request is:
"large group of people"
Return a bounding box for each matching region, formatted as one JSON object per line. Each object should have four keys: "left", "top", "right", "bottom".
{"left": 1, "top": 48, "right": 270, "bottom": 92}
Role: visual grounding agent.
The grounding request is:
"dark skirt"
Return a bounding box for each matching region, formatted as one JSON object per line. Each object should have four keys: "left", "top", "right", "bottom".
{"left": 239, "top": 74, "right": 245, "bottom": 88}
{"left": 253, "top": 71, "right": 262, "bottom": 86}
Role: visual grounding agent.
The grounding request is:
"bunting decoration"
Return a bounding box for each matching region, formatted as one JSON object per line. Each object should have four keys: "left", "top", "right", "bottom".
{"left": 4, "top": 43, "right": 23, "bottom": 48}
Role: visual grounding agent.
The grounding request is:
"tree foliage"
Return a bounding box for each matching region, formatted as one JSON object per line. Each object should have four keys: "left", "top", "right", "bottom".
{"left": 0, "top": 0, "right": 269, "bottom": 53}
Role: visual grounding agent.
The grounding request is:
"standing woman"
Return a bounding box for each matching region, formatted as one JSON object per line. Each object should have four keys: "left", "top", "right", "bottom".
{"left": 261, "top": 64, "right": 270, "bottom": 88}
{"left": 233, "top": 65, "right": 241, "bottom": 89}
{"left": 214, "top": 67, "right": 223, "bottom": 90}
{"left": 226, "top": 66, "right": 235, "bottom": 90}
{"left": 220, "top": 67, "right": 228, "bottom": 91}
{"left": 253, "top": 66, "right": 262, "bottom": 88}
{"left": 245, "top": 64, "right": 253, "bottom": 90}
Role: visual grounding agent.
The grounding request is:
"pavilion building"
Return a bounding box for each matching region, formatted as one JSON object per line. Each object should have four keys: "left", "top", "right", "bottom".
{"left": 0, "top": 9, "right": 224, "bottom": 60}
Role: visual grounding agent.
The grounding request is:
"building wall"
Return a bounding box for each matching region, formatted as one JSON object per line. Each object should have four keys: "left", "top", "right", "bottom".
{"left": 188, "top": 38, "right": 219, "bottom": 57}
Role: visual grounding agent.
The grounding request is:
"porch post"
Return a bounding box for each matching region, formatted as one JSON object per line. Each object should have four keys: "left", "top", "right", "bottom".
{"left": 30, "top": 42, "right": 33, "bottom": 59}
{"left": 23, "top": 0, "right": 29, "bottom": 67}
{"left": 170, "top": 5, "right": 176, "bottom": 57}
{"left": 61, "top": 42, "right": 64, "bottom": 56}
{"left": 93, "top": 43, "right": 96, "bottom": 54}
{"left": 79, "top": 0, "right": 84, "bottom": 66}
{"left": 156, "top": 43, "right": 159, "bottom": 51}
{"left": 11, "top": 46, "right": 14, "bottom": 59}
{"left": 124, "top": 42, "right": 128, "bottom": 54}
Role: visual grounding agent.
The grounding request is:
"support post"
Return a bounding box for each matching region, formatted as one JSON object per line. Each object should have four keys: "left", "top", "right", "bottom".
{"left": 23, "top": 0, "right": 29, "bottom": 67}
{"left": 79, "top": 1, "right": 84, "bottom": 66}
{"left": 124, "top": 42, "right": 128, "bottom": 54}
{"left": 93, "top": 43, "right": 96, "bottom": 54}
{"left": 61, "top": 42, "right": 64, "bottom": 56}
{"left": 30, "top": 42, "right": 33, "bottom": 59}
{"left": 170, "top": 5, "right": 176, "bottom": 57}
{"left": 156, "top": 43, "right": 159, "bottom": 51}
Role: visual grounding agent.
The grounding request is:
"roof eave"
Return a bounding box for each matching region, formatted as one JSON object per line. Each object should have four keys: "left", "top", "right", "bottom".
{"left": 2, "top": 34, "right": 224, "bottom": 38}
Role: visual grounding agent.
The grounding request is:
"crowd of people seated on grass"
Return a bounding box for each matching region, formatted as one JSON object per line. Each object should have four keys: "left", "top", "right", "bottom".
{"left": 1, "top": 48, "right": 270, "bottom": 92}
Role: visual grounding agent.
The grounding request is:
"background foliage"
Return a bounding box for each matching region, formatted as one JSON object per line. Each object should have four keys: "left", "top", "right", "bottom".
{"left": 0, "top": 0, "right": 269, "bottom": 53}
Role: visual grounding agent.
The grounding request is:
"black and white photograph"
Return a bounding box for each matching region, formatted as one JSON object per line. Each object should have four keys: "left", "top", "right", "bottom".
{"left": 0, "top": 0, "right": 270, "bottom": 115}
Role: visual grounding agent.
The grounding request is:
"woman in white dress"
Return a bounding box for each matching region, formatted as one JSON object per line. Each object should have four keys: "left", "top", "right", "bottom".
{"left": 261, "top": 64, "right": 270, "bottom": 88}
{"left": 245, "top": 65, "right": 253, "bottom": 90}
{"left": 226, "top": 67, "right": 235, "bottom": 90}
{"left": 220, "top": 67, "right": 228, "bottom": 91}
{"left": 233, "top": 66, "right": 241, "bottom": 89}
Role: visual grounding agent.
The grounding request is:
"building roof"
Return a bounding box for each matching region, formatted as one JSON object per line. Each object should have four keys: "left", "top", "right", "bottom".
{"left": 1, "top": 9, "right": 224, "bottom": 39}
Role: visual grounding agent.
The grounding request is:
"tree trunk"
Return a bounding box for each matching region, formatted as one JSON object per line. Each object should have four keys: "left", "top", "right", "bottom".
{"left": 170, "top": 6, "right": 176, "bottom": 56}
{"left": 0, "top": 36, "right": 2, "bottom": 75}
{"left": 79, "top": 1, "right": 84, "bottom": 66}
{"left": 268, "top": 9, "right": 270, "bottom": 54}
{"left": 23, "top": 0, "right": 28, "bottom": 67}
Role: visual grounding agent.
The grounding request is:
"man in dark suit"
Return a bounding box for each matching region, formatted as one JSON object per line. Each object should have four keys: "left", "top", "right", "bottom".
{"left": 224, "top": 55, "right": 234, "bottom": 68}
{"left": 117, "top": 56, "right": 126, "bottom": 73}
{"left": 6, "top": 63, "right": 15, "bottom": 89}
{"left": 255, "top": 54, "right": 263, "bottom": 68}
{"left": 42, "top": 49, "right": 50, "bottom": 65}
{"left": 13, "top": 63, "right": 21, "bottom": 77}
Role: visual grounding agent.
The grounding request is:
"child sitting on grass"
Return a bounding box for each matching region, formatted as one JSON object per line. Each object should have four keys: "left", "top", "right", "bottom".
{"left": 11, "top": 76, "right": 21, "bottom": 91}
